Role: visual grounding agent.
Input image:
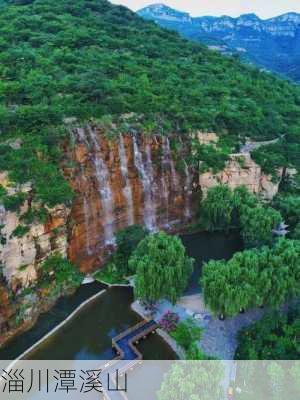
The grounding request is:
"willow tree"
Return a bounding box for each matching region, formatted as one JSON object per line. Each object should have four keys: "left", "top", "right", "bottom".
{"left": 240, "top": 205, "right": 282, "bottom": 247}
{"left": 233, "top": 185, "right": 257, "bottom": 209}
{"left": 259, "top": 244, "right": 295, "bottom": 306}
{"left": 270, "top": 239, "right": 300, "bottom": 302}
{"left": 202, "top": 250, "right": 260, "bottom": 317}
{"left": 130, "top": 232, "right": 194, "bottom": 304}
{"left": 202, "top": 239, "right": 300, "bottom": 317}
{"left": 200, "top": 185, "right": 234, "bottom": 231}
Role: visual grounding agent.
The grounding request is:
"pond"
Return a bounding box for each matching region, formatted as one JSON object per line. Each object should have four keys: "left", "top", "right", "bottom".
{"left": 0, "top": 230, "right": 242, "bottom": 360}
{"left": 181, "top": 230, "right": 243, "bottom": 295}
{"left": 26, "top": 286, "right": 178, "bottom": 360}
{"left": 0, "top": 281, "right": 105, "bottom": 360}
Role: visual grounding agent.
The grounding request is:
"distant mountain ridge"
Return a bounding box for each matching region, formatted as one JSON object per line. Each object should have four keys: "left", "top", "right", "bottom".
{"left": 138, "top": 4, "right": 300, "bottom": 82}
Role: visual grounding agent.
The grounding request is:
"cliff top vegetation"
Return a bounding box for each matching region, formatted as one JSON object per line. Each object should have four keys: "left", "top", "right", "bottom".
{"left": 0, "top": 0, "right": 299, "bottom": 207}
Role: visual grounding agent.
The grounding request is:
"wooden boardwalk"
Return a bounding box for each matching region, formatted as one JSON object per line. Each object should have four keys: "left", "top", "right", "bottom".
{"left": 100, "top": 320, "right": 158, "bottom": 399}
{"left": 112, "top": 320, "right": 158, "bottom": 361}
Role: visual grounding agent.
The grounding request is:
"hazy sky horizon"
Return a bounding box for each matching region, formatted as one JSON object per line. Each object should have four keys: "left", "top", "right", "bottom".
{"left": 110, "top": 0, "right": 300, "bottom": 19}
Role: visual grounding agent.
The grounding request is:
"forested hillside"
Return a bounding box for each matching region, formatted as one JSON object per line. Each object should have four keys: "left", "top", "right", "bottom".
{"left": 139, "top": 4, "right": 300, "bottom": 83}
{"left": 0, "top": 0, "right": 300, "bottom": 208}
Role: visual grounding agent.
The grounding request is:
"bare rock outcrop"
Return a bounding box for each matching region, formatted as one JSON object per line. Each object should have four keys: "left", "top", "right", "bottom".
{"left": 0, "top": 173, "right": 70, "bottom": 289}
{"left": 199, "top": 153, "right": 281, "bottom": 200}
{"left": 197, "top": 132, "right": 281, "bottom": 200}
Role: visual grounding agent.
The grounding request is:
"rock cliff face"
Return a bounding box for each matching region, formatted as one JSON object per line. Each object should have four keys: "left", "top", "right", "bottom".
{"left": 0, "top": 128, "right": 279, "bottom": 280}
{"left": 197, "top": 132, "right": 281, "bottom": 199}
{"left": 66, "top": 126, "right": 195, "bottom": 271}
{"left": 139, "top": 5, "right": 300, "bottom": 38}
{"left": 0, "top": 173, "right": 70, "bottom": 345}
{"left": 199, "top": 153, "right": 281, "bottom": 200}
{"left": 0, "top": 173, "right": 70, "bottom": 289}
{"left": 66, "top": 127, "right": 279, "bottom": 272}
{"left": 0, "top": 127, "right": 281, "bottom": 346}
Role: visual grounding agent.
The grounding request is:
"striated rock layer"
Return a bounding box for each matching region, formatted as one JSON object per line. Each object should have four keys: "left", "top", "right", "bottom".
{"left": 0, "top": 173, "right": 70, "bottom": 345}
{"left": 196, "top": 131, "right": 282, "bottom": 200}
{"left": 199, "top": 153, "right": 281, "bottom": 200}
{"left": 66, "top": 126, "right": 196, "bottom": 272}
{"left": 0, "top": 173, "right": 70, "bottom": 289}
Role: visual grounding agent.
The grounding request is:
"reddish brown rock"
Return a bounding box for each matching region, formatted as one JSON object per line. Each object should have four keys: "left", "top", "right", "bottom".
{"left": 66, "top": 127, "right": 195, "bottom": 272}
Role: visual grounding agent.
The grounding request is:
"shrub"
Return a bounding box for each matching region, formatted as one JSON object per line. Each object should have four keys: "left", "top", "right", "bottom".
{"left": 185, "top": 342, "right": 210, "bottom": 360}
{"left": 40, "top": 253, "right": 83, "bottom": 288}
{"left": 3, "top": 193, "right": 27, "bottom": 212}
{"left": 0, "top": 185, "right": 7, "bottom": 199}
{"left": 11, "top": 225, "right": 30, "bottom": 238}
{"left": 170, "top": 318, "right": 202, "bottom": 351}
{"left": 93, "top": 262, "right": 127, "bottom": 285}
{"left": 20, "top": 207, "right": 48, "bottom": 224}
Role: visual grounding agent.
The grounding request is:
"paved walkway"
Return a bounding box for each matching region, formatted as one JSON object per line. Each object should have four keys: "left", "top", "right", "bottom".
{"left": 134, "top": 293, "right": 268, "bottom": 360}
{"left": 239, "top": 136, "right": 282, "bottom": 154}
{"left": 199, "top": 307, "right": 265, "bottom": 359}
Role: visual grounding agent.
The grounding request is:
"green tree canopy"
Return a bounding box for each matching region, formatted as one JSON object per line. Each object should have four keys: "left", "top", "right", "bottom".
{"left": 0, "top": 0, "right": 299, "bottom": 209}
{"left": 291, "top": 223, "right": 300, "bottom": 240}
{"left": 130, "top": 232, "right": 194, "bottom": 304}
{"left": 202, "top": 239, "right": 300, "bottom": 317}
{"left": 114, "top": 224, "right": 148, "bottom": 275}
{"left": 273, "top": 194, "right": 300, "bottom": 231}
{"left": 235, "top": 308, "right": 300, "bottom": 360}
{"left": 190, "top": 142, "right": 230, "bottom": 174}
{"left": 157, "top": 361, "right": 224, "bottom": 400}
{"left": 40, "top": 253, "right": 83, "bottom": 289}
{"left": 232, "top": 185, "right": 258, "bottom": 209}
{"left": 200, "top": 185, "right": 283, "bottom": 248}
{"left": 240, "top": 205, "right": 282, "bottom": 247}
{"left": 170, "top": 318, "right": 202, "bottom": 351}
{"left": 200, "top": 185, "right": 235, "bottom": 231}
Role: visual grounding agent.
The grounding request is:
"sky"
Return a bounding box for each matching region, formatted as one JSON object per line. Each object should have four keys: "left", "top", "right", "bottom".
{"left": 110, "top": 0, "right": 300, "bottom": 19}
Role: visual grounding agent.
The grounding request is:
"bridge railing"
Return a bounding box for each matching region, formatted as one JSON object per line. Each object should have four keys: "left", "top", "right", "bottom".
{"left": 100, "top": 320, "right": 158, "bottom": 400}
{"left": 112, "top": 320, "right": 149, "bottom": 343}
{"left": 112, "top": 320, "right": 158, "bottom": 361}
{"left": 127, "top": 322, "right": 158, "bottom": 361}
